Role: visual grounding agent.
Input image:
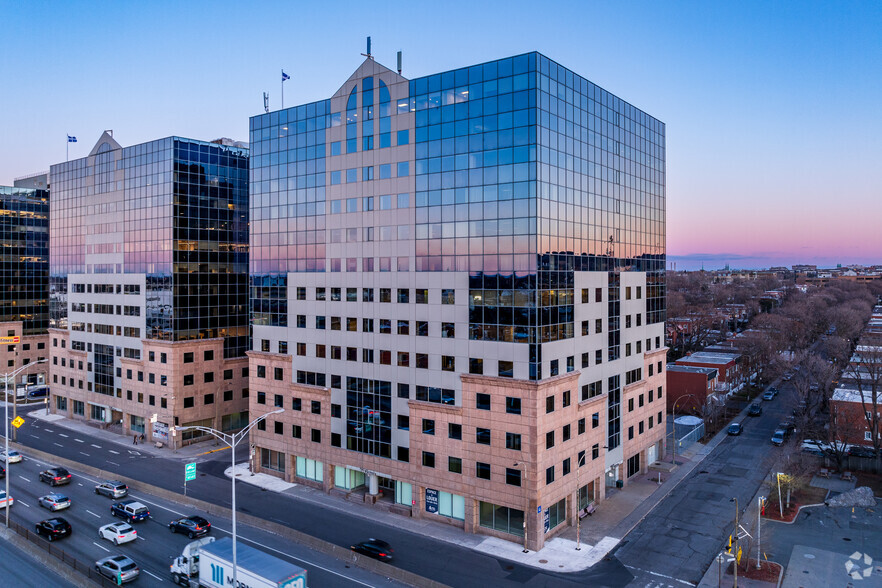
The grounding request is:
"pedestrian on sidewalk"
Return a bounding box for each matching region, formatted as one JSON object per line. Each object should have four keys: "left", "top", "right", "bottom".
{"left": 133, "top": 435, "right": 138, "bottom": 445}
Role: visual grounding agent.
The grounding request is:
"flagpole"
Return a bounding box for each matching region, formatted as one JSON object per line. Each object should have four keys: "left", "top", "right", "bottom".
{"left": 281, "top": 70, "right": 284, "bottom": 110}
{"left": 66, "top": 134, "right": 69, "bottom": 162}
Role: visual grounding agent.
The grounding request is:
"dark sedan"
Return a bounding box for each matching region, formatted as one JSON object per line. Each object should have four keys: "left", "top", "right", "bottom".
{"left": 39, "top": 467, "right": 72, "bottom": 486}
{"left": 351, "top": 538, "right": 394, "bottom": 562}
{"left": 168, "top": 515, "right": 211, "bottom": 538}
{"left": 727, "top": 422, "right": 744, "bottom": 436}
{"left": 747, "top": 403, "right": 762, "bottom": 416}
{"left": 35, "top": 517, "right": 72, "bottom": 541}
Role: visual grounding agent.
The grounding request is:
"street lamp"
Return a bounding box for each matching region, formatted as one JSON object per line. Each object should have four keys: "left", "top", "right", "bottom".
{"left": 3, "top": 358, "right": 48, "bottom": 527}
{"left": 176, "top": 408, "right": 283, "bottom": 588}
{"left": 729, "top": 497, "right": 739, "bottom": 588}
{"left": 671, "top": 394, "right": 698, "bottom": 464}
{"left": 512, "top": 462, "right": 528, "bottom": 553}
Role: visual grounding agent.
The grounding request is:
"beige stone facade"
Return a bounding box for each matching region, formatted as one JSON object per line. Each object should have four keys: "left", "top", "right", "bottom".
{"left": 49, "top": 328, "right": 249, "bottom": 447}
{"left": 0, "top": 321, "right": 49, "bottom": 386}
{"left": 249, "top": 350, "right": 666, "bottom": 551}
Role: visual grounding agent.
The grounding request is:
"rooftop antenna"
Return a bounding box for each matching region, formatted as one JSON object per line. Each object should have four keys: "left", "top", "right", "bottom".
{"left": 263, "top": 92, "right": 269, "bottom": 114}
{"left": 397, "top": 50, "right": 402, "bottom": 75}
{"left": 361, "top": 36, "right": 373, "bottom": 60}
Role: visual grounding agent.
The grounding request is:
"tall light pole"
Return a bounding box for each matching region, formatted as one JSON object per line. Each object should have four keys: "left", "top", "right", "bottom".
{"left": 730, "top": 496, "right": 739, "bottom": 588}
{"left": 512, "top": 462, "right": 528, "bottom": 553}
{"left": 176, "top": 408, "right": 283, "bottom": 588}
{"left": 575, "top": 451, "right": 587, "bottom": 551}
{"left": 671, "top": 393, "right": 698, "bottom": 464}
{"left": 4, "top": 359, "right": 48, "bottom": 526}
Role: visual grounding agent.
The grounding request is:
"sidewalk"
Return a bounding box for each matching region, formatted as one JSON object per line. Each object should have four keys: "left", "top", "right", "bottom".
{"left": 226, "top": 423, "right": 733, "bottom": 574}
{"left": 20, "top": 404, "right": 226, "bottom": 462}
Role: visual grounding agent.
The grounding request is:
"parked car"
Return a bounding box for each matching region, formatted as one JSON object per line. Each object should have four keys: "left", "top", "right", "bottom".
{"left": 26, "top": 385, "right": 50, "bottom": 400}
{"left": 35, "top": 518, "right": 72, "bottom": 541}
{"left": 771, "top": 429, "right": 790, "bottom": 446}
{"left": 351, "top": 538, "right": 394, "bottom": 562}
{"left": 95, "top": 481, "right": 129, "bottom": 499}
{"left": 0, "top": 465, "right": 4, "bottom": 478}
{"left": 39, "top": 467, "right": 72, "bottom": 486}
{"left": 98, "top": 522, "right": 138, "bottom": 545}
{"left": 778, "top": 420, "right": 796, "bottom": 435}
{"left": 848, "top": 445, "right": 877, "bottom": 458}
{"left": 748, "top": 403, "right": 763, "bottom": 416}
{"left": 95, "top": 555, "right": 140, "bottom": 583}
{"left": 111, "top": 500, "right": 150, "bottom": 523}
{"left": 769, "top": 386, "right": 779, "bottom": 394}
{"left": 727, "top": 422, "right": 744, "bottom": 436}
{"left": 762, "top": 390, "right": 776, "bottom": 401}
{"left": 39, "top": 493, "right": 71, "bottom": 511}
{"left": 0, "top": 490, "right": 13, "bottom": 509}
{"left": 168, "top": 515, "right": 211, "bottom": 539}
{"left": 0, "top": 450, "right": 22, "bottom": 463}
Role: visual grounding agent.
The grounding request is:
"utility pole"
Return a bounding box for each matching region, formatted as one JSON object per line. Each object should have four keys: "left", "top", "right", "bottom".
{"left": 732, "top": 497, "right": 739, "bottom": 588}
{"left": 756, "top": 496, "right": 763, "bottom": 569}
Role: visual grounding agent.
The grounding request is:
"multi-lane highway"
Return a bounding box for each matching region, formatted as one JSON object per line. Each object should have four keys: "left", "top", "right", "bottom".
{"left": 1, "top": 423, "right": 406, "bottom": 587}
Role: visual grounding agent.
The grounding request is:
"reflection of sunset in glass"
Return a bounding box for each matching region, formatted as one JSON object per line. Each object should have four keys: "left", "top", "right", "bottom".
{"left": 2, "top": 1, "right": 880, "bottom": 269}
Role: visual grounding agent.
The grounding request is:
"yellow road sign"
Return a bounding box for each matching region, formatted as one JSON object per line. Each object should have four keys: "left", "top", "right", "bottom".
{"left": 736, "top": 546, "right": 742, "bottom": 564}
{"left": 11, "top": 416, "right": 25, "bottom": 428}
{"left": 0, "top": 336, "right": 20, "bottom": 344}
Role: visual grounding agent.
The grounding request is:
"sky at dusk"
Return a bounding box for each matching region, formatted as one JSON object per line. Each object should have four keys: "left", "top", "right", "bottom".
{"left": 2, "top": 1, "right": 880, "bottom": 270}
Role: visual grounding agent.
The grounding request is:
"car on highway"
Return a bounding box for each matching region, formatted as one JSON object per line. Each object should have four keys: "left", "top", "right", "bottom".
{"left": 0, "top": 450, "right": 23, "bottom": 463}
{"left": 35, "top": 517, "right": 72, "bottom": 541}
{"left": 747, "top": 403, "right": 763, "bottom": 416}
{"left": 351, "top": 538, "right": 394, "bottom": 562}
{"left": 39, "top": 467, "right": 72, "bottom": 486}
{"left": 95, "top": 555, "right": 140, "bottom": 583}
{"left": 168, "top": 515, "right": 211, "bottom": 539}
{"left": 111, "top": 500, "right": 150, "bottom": 522}
{"left": 0, "top": 490, "right": 13, "bottom": 508}
{"left": 39, "top": 493, "right": 71, "bottom": 512}
{"left": 98, "top": 522, "right": 138, "bottom": 545}
{"left": 727, "top": 422, "right": 744, "bottom": 436}
{"left": 95, "top": 481, "right": 129, "bottom": 499}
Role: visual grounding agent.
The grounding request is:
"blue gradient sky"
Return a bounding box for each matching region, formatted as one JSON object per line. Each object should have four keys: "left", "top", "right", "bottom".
{"left": 2, "top": 1, "right": 880, "bottom": 270}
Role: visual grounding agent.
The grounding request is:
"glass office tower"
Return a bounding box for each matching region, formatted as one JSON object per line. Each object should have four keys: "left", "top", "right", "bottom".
{"left": 249, "top": 53, "right": 666, "bottom": 550}
{"left": 48, "top": 133, "right": 251, "bottom": 444}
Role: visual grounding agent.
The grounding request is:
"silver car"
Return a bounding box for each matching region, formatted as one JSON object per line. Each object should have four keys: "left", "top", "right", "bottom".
{"left": 39, "top": 493, "right": 71, "bottom": 511}
{"left": 95, "top": 555, "right": 140, "bottom": 583}
{"left": 95, "top": 481, "right": 129, "bottom": 499}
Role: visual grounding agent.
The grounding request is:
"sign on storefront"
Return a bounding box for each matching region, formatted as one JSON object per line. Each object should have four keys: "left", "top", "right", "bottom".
{"left": 425, "top": 488, "right": 439, "bottom": 514}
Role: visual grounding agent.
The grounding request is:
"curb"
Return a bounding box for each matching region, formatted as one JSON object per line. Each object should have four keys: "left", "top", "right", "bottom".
{"left": 0, "top": 523, "right": 99, "bottom": 586}
{"left": 762, "top": 503, "right": 825, "bottom": 525}
{"left": 11, "top": 441, "right": 449, "bottom": 588}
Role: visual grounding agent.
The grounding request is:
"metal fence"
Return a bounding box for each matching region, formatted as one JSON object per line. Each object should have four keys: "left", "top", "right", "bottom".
{"left": 7, "top": 519, "right": 120, "bottom": 586}
{"left": 675, "top": 422, "right": 706, "bottom": 452}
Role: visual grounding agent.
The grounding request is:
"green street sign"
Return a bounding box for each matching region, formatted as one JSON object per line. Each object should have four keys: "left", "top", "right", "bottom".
{"left": 185, "top": 462, "right": 197, "bottom": 482}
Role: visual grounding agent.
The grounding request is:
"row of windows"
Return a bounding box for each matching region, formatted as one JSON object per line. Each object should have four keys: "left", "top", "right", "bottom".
{"left": 292, "top": 316, "right": 456, "bottom": 337}
{"left": 328, "top": 193, "right": 410, "bottom": 214}
{"left": 625, "top": 411, "right": 664, "bottom": 441}
{"left": 328, "top": 162, "right": 410, "bottom": 185}
{"left": 293, "top": 287, "right": 456, "bottom": 304}
{"left": 70, "top": 283, "right": 141, "bottom": 295}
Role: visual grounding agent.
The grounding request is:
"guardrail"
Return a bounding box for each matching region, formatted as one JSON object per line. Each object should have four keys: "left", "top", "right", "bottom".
{"left": 6, "top": 519, "right": 119, "bottom": 586}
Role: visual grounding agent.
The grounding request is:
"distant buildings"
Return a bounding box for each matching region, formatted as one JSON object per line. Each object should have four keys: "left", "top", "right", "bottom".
{"left": 47, "top": 132, "right": 250, "bottom": 445}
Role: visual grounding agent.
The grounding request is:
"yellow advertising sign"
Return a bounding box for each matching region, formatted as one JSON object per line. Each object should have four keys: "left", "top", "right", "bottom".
{"left": 11, "top": 416, "right": 25, "bottom": 428}
{"left": 0, "top": 336, "right": 20, "bottom": 344}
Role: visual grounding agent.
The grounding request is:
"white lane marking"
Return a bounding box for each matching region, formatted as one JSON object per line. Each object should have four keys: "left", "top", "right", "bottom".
{"left": 74, "top": 439, "right": 84, "bottom": 443}
{"left": 138, "top": 535, "right": 146, "bottom": 541}
{"left": 143, "top": 570, "right": 163, "bottom": 582}
{"left": 108, "top": 450, "right": 120, "bottom": 455}
{"left": 79, "top": 452, "right": 90, "bottom": 457}
{"left": 58, "top": 433, "right": 69, "bottom": 438}
{"left": 107, "top": 461, "right": 120, "bottom": 467}
{"left": 86, "top": 510, "right": 102, "bottom": 519}
{"left": 18, "top": 476, "right": 30, "bottom": 482}
{"left": 17, "top": 500, "right": 30, "bottom": 508}
{"left": 210, "top": 525, "right": 374, "bottom": 587}
{"left": 90, "top": 444, "right": 101, "bottom": 449}
{"left": 128, "top": 495, "right": 186, "bottom": 518}
{"left": 43, "top": 429, "right": 54, "bottom": 433}
{"left": 53, "top": 443, "right": 63, "bottom": 448}
{"left": 93, "top": 541, "right": 110, "bottom": 553}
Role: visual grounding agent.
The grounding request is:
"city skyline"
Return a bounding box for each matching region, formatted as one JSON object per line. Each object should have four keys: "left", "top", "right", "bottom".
{"left": 2, "top": 1, "right": 880, "bottom": 270}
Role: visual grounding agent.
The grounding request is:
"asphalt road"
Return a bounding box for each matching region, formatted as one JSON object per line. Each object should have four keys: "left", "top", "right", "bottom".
{"left": 7, "top": 414, "right": 629, "bottom": 587}
{"left": 617, "top": 386, "right": 798, "bottom": 587}
{"left": 0, "top": 528, "right": 79, "bottom": 587}
{"left": 0, "top": 438, "right": 405, "bottom": 587}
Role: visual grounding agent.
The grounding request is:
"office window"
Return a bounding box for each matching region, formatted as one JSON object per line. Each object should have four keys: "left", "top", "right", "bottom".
{"left": 397, "top": 415, "right": 409, "bottom": 430}
{"left": 498, "top": 360, "right": 513, "bottom": 378}
{"left": 476, "top": 428, "right": 491, "bottom": 445}
{"left": 422, "top": 451, "right": 435, "bottom": 468}
{"left": 476, "top": 462, "right": 490, "bottom": 480}
{"left": 448, "top": 457, "right": 462, "bottom": 474}
{"left": 505, "top": 433, "right": 521, "bottom": 451}
{"left": 546, "top": 430, "right": 555, "bottom": 449}
{"left": 505, "top": 468, "right": 521, "bottom": 487}
{"left": 546, "top": 395, "right": 554, "bottom": 414}
{"left": 546, "top": 466, "right": 555, "bottom": 485}
{"left": 448, "top": 423, "right": 462, "bottom": 440}
{"left": 506, "top": 397, "right": 521, "bottom": 415}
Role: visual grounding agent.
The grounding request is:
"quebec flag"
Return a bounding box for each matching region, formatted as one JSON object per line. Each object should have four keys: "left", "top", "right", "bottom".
{"left": 67, "top": 135, "right": 77, "bottom": 143}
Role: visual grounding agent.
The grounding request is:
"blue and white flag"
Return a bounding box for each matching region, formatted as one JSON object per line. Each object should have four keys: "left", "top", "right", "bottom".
{"left": 67, "top": 135, "right": 77, "bottom": 143}
{"left": 282, "top": 71, "right": 290, "bottom": 82}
